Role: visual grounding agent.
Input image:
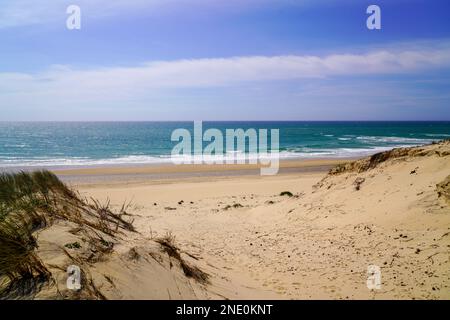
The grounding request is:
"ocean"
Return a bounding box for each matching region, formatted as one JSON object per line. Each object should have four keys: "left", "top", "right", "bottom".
{"left": 0, "top": 121, "right": 449, "bottom": 168}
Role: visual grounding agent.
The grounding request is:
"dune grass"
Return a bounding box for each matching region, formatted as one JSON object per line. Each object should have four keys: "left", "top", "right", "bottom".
{"left": 223, "top": 203, "right": 244, "bottom": 210}
{"left": 0, "top": 170, "right": 134, "bottom": 298}
{"left": 155, "top": 232, "right": 209, "bottom": 284}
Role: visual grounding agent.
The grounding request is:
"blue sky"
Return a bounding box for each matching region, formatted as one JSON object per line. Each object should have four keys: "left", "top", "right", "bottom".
{"left": 1, "top": 0, "right": 450, "bottom": 120}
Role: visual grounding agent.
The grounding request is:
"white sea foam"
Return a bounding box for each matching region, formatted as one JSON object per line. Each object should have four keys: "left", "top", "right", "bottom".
{"left": 0, "top": 155, "right": 172, "bottom": 167}
{"left": 0, "top": 147, "right": 401, "bottom": 168}
{"left": 424, "top": 133, "right": 450, "bottom": 137}
{"left": 0, "top": 135, "right": 440, "bottom": 168}
{"left": 355, "top": 136, "right": 435, "bottom": 144}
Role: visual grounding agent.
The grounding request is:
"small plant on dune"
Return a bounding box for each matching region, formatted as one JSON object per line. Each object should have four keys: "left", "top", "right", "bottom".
{"left": 155, "top": 232, "right": 209, "bottom": 284}
{"left": 64, "top": 242, "right": 82, "bottom": 249}
{"left": 279, "top": 191, "right": 293, "bottom": 197}
{"left": 155, "top": 232, "right": 178, "bottom": 257}
{"left": 353, "top": 177, "right": 365, "bottom": 191}
{"left": 223, "top": 203, "right": 244, "bottom": 210}
{"left": 436, "top": 175, "right": 450, "bottom": 204}
{"left": 0, "top": 170, "right": 135, "bottom": 298}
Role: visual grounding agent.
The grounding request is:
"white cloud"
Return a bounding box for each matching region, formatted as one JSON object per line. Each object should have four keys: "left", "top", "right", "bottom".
{"left": 0, "top": 43, "right": 449, "bottom": 114}
{"left": 4, "top": 44, "right": 450, "bottom": 86}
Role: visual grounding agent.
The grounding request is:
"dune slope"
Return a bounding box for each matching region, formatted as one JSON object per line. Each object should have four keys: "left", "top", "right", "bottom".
{"left": 79, "top": 140, "right": 450, "bottom": 299}
{"left": 2, "top": 141, "right": 449, "bottom": 299}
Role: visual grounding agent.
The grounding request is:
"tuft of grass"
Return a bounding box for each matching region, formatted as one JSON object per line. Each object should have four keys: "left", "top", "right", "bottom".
{"left": 65, "top": 242, "right": 82, "bottom": 249}
{"left": 353, "top": 177, "right": 365, "bottom": 191}
{"left": 127, "top": 247, "right": 141, "bottom": 261}
{"left": 0, "top": 170, "right": 135, "bottom": 298}
{"left": 279, "top": 191, "right": 293, "bottom": 197}
{"left": 155, "top": 232, "right": 209, "bottom": 284}
{"left": 437, "top": 175, "right": 450, "bottom": 204}
{"left": 223, "top": 203, "right": 244, "bottom": 210}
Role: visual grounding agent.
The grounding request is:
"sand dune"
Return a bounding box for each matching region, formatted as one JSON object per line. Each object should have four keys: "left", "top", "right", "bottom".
{"left": 3, "top": 142, "right": 449, "bottom": 299}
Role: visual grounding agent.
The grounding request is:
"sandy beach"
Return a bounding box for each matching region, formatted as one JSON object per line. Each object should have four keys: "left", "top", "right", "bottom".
{"left": 24, "top": 143, "right": 448, "bottom": 300}
{"left": 53, "top": 159, "right": 347, "bottom": 186}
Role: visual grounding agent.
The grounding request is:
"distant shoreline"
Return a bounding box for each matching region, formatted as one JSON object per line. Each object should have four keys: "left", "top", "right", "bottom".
{"left": 2, "top": 139, "right": 447, "bottom": 184}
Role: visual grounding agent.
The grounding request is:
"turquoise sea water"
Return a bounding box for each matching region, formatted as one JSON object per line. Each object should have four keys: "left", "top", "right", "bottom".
{"left": 0, "top": 122, "right": 449, "bottom": 168}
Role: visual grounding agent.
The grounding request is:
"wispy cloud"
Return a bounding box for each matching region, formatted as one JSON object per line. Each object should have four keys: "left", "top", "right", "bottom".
{"left": 2, "top": 43, "right": 450, "bottom": 88}
{"left": 1, "top": 41, "right": 449, "bottom": 119}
